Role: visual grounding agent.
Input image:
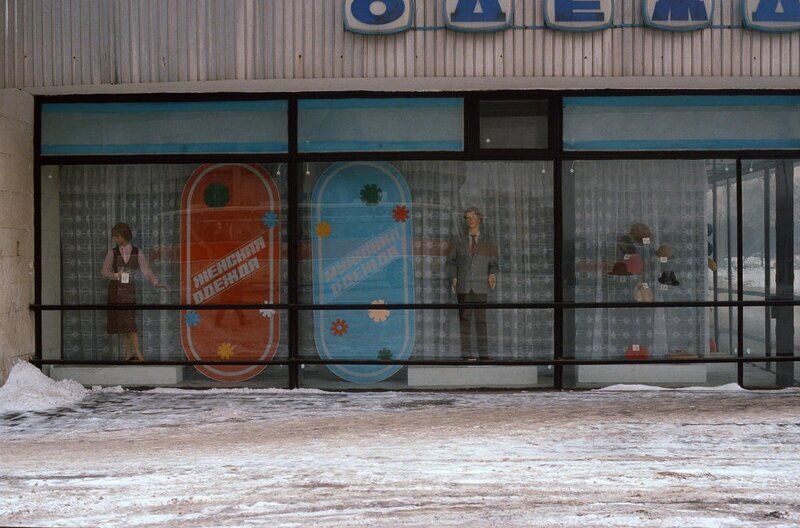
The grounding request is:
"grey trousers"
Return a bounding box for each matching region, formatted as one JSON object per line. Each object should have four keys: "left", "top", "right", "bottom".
{"left": 457, "top": 292, "right": 488, "bottom": 359}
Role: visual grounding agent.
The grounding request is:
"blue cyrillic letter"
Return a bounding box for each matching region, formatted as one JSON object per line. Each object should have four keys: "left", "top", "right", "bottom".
{"left": 450, "top": 0, "right": 507, "bottom": 22}
{"left": 555, "top": 0, "right": 605, "bottom": 22}
{"left": 753, "top": 0, "right": 800, "bottom": 21}
{"left": 651, "top": 0, "right": 709, "bottom": 21}
{"left": 350, "top": 0, "right": 407, "bottom": 25}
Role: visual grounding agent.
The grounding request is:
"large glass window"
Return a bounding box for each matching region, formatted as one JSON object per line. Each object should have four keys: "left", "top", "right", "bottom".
{"left": 562, "top": 159, "right": 738, "bottom": 388}
{"left": 296, "top": 160, "right": 555, "bottom": 388}
{"left": 298, "top": 98, "right": 464, "bottom": 152}
{"left": 41, "top": 163, "right": 288, "bottom": 386}
{"left": 742, "top": 159, "right": 800, "bottom": 388}
{"left": 41, "top": 101, "right": 289, "bottom": 155}
{"left": 563, "top": 96, "right": 800, "bottom": 151}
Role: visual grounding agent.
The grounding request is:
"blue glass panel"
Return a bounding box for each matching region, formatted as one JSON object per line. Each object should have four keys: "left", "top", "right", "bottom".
{"left": 298, "top": 98, "right": 464, "bottom": 152}
{"left": 564, "top": 96, "right": 800, "bottom": 151}
{"left": 41, "top": 101, "right": 288, "bottom": 155}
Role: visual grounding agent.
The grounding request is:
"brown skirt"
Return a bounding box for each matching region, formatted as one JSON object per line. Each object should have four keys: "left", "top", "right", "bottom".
{"left": 107, "top": 281, "right": 137, "bottom": 334}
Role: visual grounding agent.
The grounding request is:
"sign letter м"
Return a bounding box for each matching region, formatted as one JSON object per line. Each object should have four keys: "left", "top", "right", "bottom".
{"left": 651, "top": 0, "right": 709, "bottom": 21}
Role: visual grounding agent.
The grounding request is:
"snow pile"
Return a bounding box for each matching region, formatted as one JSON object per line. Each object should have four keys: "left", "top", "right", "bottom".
{"left": 0, "top": 362, "right": 88, "bottom": 413}
{"left": 599, "top": 383, "right": 747, "bottom": 392}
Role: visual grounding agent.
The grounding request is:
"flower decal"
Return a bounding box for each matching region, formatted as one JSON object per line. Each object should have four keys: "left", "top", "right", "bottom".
{"left": 378, "top": 348, "right": 393, "bottom": 360}
{"left": 331, "top": 319, "right": 348, "bottom": 336}
{"left": 262, "top": 211, "right": 278, "bottom": 229}
{"left": 316, "top": 221, "right": 332, "bottom": 239}
{"left": 203, "top": 182, "right": 230, "bottom": 208}
{"left": 392, "top": 204, "right": 409, "bottom": 223}
{"left": 185, "top": 310, "right": 200, "bottom": 328}
{"left": 360, "top": 184, "right": 383, "bottom": 206}
{"left": 260, "top": 300, "right": 276, "bottom": 319}
{"left": 368, "top": 300, "right": 390, "bottom": 323}
{"left": 217, "top": 342, "right": 235, "bottom": 360}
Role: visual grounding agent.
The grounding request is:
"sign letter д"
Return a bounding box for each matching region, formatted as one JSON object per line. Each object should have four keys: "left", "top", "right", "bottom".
{"left": 743, "top": 0, "right": 800, "bottom": 31}
{"left": 443, "top": 0, "right": 514, "bottom": 31}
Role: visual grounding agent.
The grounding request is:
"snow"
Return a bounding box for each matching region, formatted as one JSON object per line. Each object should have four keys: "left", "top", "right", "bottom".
{"left": 2, "top": 378, "right": 800, "bottom": 527}
{"left": 0, "top": 361, "right": 88, "bottom": 413}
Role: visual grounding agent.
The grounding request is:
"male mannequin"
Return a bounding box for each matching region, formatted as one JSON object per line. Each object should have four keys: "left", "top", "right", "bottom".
{"left": 446, "top": 207, "right": 498, "bottom": 360}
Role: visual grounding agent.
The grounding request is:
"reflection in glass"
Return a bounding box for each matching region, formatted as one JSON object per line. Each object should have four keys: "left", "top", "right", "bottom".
{"left": 479, "top": 100, "right": 548, "bottom": 149}
{"left": 564, "top": 308, "right": 738, "bottom": 389}
{"left": 42, "top": 164, "right": 288, "bottom": 373}
{"left": 742, "top": 160, "right": 800, "bottom": 387}
{"left": 298, "top": 309, "right": 554, "bottom": 390}
{"left": 563, "top": 160, "right": 738, "bottom": 385}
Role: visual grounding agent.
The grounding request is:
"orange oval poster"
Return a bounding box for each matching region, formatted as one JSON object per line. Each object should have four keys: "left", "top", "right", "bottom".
{"left": 180, "top": 164, "right": 281, "bottom": 382}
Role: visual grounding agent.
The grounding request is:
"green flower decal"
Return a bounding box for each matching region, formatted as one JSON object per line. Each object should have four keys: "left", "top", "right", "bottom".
{"left": 378, "top": 348, "right": 393, "bottom": 360}
{"left": 360, "top": 184, "right": 383, "bottom": 206}
{"left": 203, "top": 182, "right": 230, "bottom": 208}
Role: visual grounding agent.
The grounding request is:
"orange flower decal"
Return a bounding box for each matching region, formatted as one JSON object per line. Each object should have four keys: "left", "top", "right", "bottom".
{"left": 217, "top": 342, "right": 235, "bottom": 360}
{"left": 316, "top": 221, "right": 332, "bottom": 238}
{"left": 331, "top": 318, "right": 348, "bottom": 336}
{"left": 392, "top": 204, "right": 409, "bottom": 223}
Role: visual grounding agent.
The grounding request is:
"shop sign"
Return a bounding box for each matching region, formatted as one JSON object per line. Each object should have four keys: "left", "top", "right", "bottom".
{"left": 742, "top": 0, "right": 800, "bottom": 32}
{"left": 311, "top": 161, "right": 416, "bottom": 384}
{"left": 344, "top": 0, "right": 799, "bottom": 33}
{"left": 642, "top": 0, "right": 714, "bottom": 30}
{"left": 180, "top": 163, "right": 281, "bottom": 382}
{"left": 543, "top": 0, "right": 614, "bottom": 31}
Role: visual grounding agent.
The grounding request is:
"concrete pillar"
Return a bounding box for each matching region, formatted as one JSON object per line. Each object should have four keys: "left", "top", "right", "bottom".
{"left": 0, "top": 89, "right": 34, "bottom": 386}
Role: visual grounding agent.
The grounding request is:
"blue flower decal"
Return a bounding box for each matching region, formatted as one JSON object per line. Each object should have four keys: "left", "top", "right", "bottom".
{"left": 185, "top": 310, "right": 201, "bottom": 328}
{"left": 262, "top": 211, "right": 278, "bottom": 229}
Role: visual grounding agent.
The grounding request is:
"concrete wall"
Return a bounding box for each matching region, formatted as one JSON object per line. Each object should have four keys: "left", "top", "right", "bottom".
{"left": 0, "top": 88, "right": 34, "bottom": 386}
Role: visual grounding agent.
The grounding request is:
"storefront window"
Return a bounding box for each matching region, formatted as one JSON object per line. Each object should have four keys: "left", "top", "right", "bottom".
{"left": 41, "top": 100, "right": 289, "bottom": 155}
{"left": 562, "top": 159, "right": 738, "bottom": 388}
{"left": 741, "top": 159, "right": 800, "bottom": 388}
{"left": 40, "top": 163, "right": 288, "bottom": 386}
{"left": 563, "top": 96, "right": 800, "bottom": 151}
{"left": 296, "top": 160, "right": 554, "bottom": 387}
{"left": 297, "top": 98, "right": 464, "bottom": 152}
{"left": 479, "top": 99, "right": 549, "bottom": 149}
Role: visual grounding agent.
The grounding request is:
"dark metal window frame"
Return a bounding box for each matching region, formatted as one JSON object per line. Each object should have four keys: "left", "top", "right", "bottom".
{"left": 30, "top": 89, "right": 800, "bottom": 389}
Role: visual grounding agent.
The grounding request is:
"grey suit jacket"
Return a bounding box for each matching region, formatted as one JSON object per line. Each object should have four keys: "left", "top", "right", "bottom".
{"left": 446, "top": 234, "right": 499, "bottom": 295}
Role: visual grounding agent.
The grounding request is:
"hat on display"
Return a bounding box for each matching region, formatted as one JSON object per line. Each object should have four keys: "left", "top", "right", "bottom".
{"left": 633, "top": 282, "right": 653, "bottom": 302}
{"left": 617, "top": 235, "right": 637, "bottom": 255}
{"left": 625, "top": 254, "right": 644, "bottom": 274}
{"left": 708, "top": 258, "right": 718, "bottom": 272}
{"left": 658, "top": 270, "right": 680, "bottom": 286}
{"left": 655, "top": 244, "right": 673, "bottom": 259}
{"left": 625, "top": 344, "right": 649, "bottom": 359}
{"left": 608, "top": 262, "right": 632, "bottom": 276}
{"left": 629, "top": 222, "right": 653, "bottom": 244}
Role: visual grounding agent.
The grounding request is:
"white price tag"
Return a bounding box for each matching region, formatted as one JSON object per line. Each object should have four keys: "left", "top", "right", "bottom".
{"left": 643, "top": 237, "right": 651, "bottom": 245}
{"left": 623, "top": 254, "right": 632, "bottom": 260}
{"left": 660, "top": 284, "right": 668, "bottom": 291}
{"left": 618, "top": 276, "right": 626, "bottom": 284}
{"left": 632, "top": 344, "right": 640, "bottom": 352}
{"left": 120, "top": 271, "right": 130, "bottom": 284}
{"left": 660, "top": 256, "right": 668, "bottom": 263}
{"left": 642, "top": 283, "right": 649, "bottom": 289}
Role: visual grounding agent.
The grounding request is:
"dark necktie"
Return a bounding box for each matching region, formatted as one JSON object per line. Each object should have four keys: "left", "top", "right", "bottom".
{"left": 470, "top": 235, "right": 477, "bottom": 253}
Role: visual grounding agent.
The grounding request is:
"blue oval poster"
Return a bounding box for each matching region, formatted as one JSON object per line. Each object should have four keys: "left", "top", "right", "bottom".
{"left": 311, "top": 161, "right": 415, "bottom": 384}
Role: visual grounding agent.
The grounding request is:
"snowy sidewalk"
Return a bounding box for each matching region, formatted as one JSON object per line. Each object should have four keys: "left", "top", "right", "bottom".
{"left": 1, "top": 366, "right": 799, "bottom": 527}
